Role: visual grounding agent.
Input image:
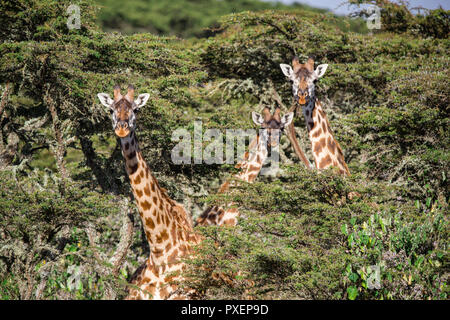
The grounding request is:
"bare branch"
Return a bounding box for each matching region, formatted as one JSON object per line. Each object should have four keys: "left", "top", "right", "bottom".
{"left": 109, "top": 198, "right": 135, "bottom": 275}
{"left": 44, "top": 87, "right": 68, "bottom": 186}
{"left": 0, "top": 82, "right": 12, "bottom": 150}
{"left": 0, "top": 82, "right": 11, "bottom": 119}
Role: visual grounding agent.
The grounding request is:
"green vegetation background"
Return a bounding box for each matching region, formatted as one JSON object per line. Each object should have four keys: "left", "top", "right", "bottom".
{"left": 0, "top": 0, "right": 448, "bottom": 299}
{"left": 95, "top": 0, "right": 341, "bottom": 37}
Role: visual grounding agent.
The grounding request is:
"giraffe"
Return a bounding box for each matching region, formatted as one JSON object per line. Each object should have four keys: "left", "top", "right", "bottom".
{"left": 97, "top": 85, "right": 201, "bottom": 300}
{"left": 280, "top": 56, "right": 350, "bottom": 175}
{"left": 196, "top": 106, "right": 294, "bottom": 226}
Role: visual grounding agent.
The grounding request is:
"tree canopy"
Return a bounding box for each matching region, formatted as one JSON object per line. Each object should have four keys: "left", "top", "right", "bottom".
{"left": 0, "top": 0, "right": 448, "bottom": 300}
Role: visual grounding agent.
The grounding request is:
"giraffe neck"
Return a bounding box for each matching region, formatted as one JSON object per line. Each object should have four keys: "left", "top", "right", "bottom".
{"left": 120, "top": 131, "right": 196, "bottom": 266}
{"left": 234, "top": 134, "right": 268, "bottom": 183}
{"left": 196, "top": 135, "right": 268, "bottom": 226}
{"left": 303, "top": 99, "right": 350, "bottom": 175}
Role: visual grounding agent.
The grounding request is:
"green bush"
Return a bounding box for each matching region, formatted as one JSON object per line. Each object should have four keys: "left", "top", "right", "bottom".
{"left": 184, "top": 166, "right": 447, "bottom": 300}
{"left": 0, "top": 170, "right": 134, "bottom": 299}
{"left": 0, "top": 0, "right": 447, "bottom": 300}
{"left": 348, "top": 0, "right": 449, "bottom": 38}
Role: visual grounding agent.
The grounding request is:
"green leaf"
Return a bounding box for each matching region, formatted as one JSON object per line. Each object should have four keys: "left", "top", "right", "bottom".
{"left": 415, "top": 200, "right": 420, "bottom": 209}
{"left": 348, "top": 233, "right": 354, "bottom": 247}
{"left": 347, "top": 286, "right": 358, "bottom": 300}
{"left": 349, "top": 272, "right": 359, "bottom": 283}
{"left": 341, "top": 224, "right": 348, "bottom": 236}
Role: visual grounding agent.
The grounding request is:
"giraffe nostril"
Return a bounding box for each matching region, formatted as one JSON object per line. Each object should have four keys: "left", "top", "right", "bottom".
{"left": 117, "top": 121, "right": 128, "bottom": 129}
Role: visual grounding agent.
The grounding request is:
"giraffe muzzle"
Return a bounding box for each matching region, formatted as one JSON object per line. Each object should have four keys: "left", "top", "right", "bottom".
{"left": 115, "top": 121, "right": 130, "bottom": 137}
{"left": 298, "top": 93, "right": 308, "bottom": 105}
{"left": 268, "top": 132, "right": 280, "bottom": 148}
{"left": 269, "top": 139, "right": 278, "bottom": 147}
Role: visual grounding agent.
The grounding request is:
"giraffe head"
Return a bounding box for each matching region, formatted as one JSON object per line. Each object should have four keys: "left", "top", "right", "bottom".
{"left": 252, "top": 107, "right": 293, "bottom": 147}
{"left": 280, "top": 56, "right": 328, "bottom": 106}
{"left": 97, "top": 85, "right": 150, "bottom": 138}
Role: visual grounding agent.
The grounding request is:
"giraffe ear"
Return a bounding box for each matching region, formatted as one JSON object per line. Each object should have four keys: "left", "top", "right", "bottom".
{"left": 252, "top": 112, "right": 264, "bottom": 125}
{"left": 97, "top": 93, "right": 114, "bottom": 110}
{"left": 133, "top": 93, "right": 150, "bottom": 110}
{"left": 314, "top": 64, "right": 328, "bottom": 78}
{"left": 280, "top": 112, "right": 294, "bottom": 127}
{"left": 280, "top": 64, "right": 294, "bottom": 78}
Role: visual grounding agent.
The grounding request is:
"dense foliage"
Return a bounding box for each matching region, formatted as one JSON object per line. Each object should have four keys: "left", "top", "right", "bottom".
{"left": 0, "top": 0, "right": 448, "bottom": 300}
{"left": 348, "top": 0, "right": 449, "bottom": 38}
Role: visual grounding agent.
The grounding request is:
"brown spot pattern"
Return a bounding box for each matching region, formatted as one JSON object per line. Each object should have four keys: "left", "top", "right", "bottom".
{"left": 313, "top": 141, "right": 322, "bottom": 155}
{"left": 312, "top": 128, "right": 322, "bottom": 138}
{"left": 327, "top": 136, "right": 336, "bottom": 154}
{"left": 145, "top": 217, "right": 155, "bottom": 229}
{"left": 247, "top": 173, "right": 257, "bottom": 182}
{"left": 322, "top": 121, "right": 327, "bottom": 133}
{"left": 168, "top": 249, "right": 178, "bottom": 264}
{"left": 144, "top": 184, "right": 151, "bottom": 196}
{"left": 141, "top": 200, "right": 151, "bottom": 211}
{"left": 318, "top": 109, "right": 326, "bottom": 118}
{"left": 224, "top": 218, "right": 235, "bottom": 226}
{"left": 319, "top": 154, "right": 332, "bottom": 168}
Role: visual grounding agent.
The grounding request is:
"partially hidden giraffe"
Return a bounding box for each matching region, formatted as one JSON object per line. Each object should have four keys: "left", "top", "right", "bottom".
{"left": 196, "top": 107, "right": 294, "bottom": 226}
{"left": 280, "top": 56, "right": 350, "bottom": 175}
{"left": 97, "top": 85, "right": 201, "bottom": 300}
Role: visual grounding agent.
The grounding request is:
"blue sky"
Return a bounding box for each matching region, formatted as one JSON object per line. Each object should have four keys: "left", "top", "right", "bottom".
{"left": 269, "top": 0, "right": 449, "bottom": 15}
